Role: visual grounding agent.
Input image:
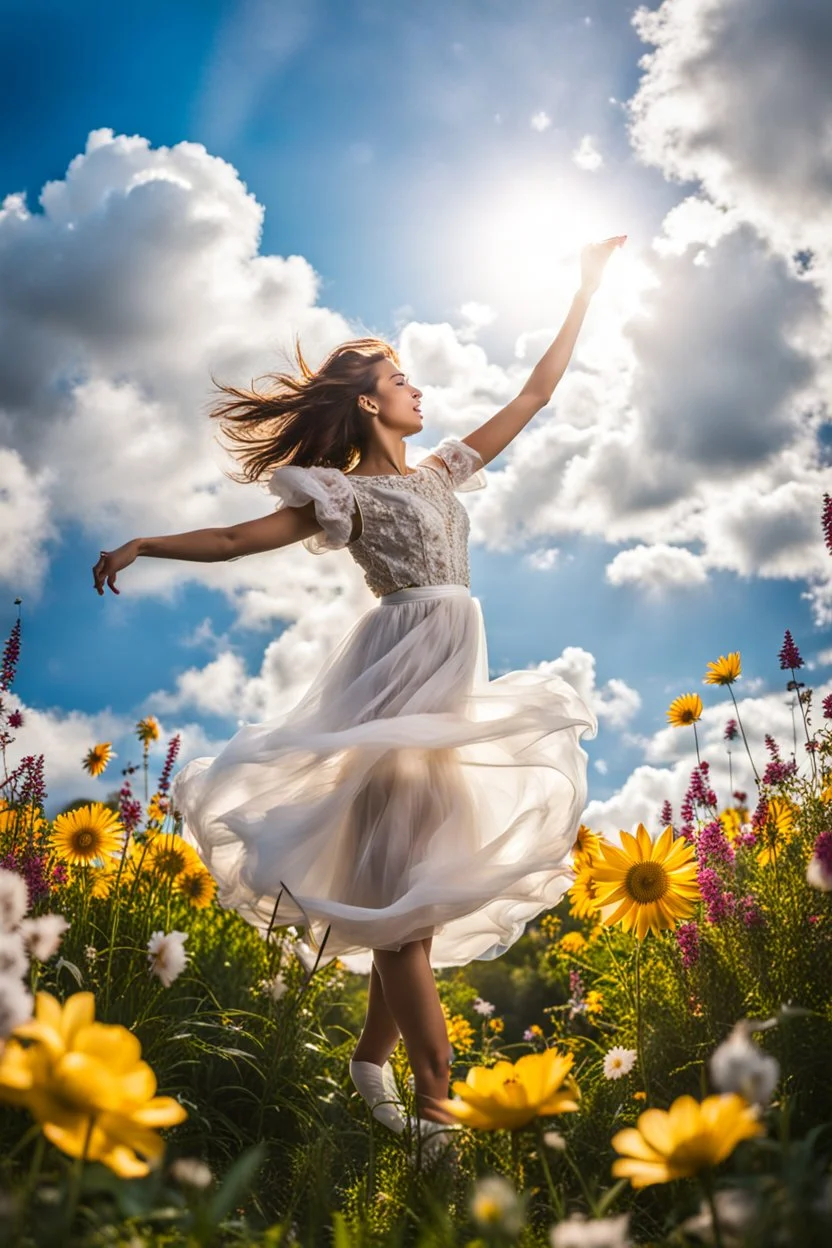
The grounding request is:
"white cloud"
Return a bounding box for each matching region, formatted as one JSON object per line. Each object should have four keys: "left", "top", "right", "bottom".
{"left": 605, "top": 543, "right": 708, "bottom": 591}
{"left": 525, "top": 547, "right": 559, "bottom": 571}
{"left": 573, "top": 135, "right": 603, "bottom": 172}
{"left": 534, "top": 647, "right": 642, "bottom": 729}
{"left": 457, "top": 301, "right": 497, "bottom": 343}
{"left": 530, "top": 111, "right": 552, "bottom": 132}
{"left": 594, "top": 758, "right": 608, "bottom": 775}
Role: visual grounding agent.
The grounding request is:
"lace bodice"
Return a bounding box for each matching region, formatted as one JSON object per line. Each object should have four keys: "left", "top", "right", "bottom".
{"left": 266, "top": 437, "right": 486, "bottom": 598}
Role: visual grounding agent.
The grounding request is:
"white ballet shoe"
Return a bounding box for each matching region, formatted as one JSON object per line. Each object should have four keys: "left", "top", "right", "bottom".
{"left": 406, "top": 1115, "right": 462, "bottom": 1163}
{"left": 349, "top": 1060, "right": 407, "bottom": 1134}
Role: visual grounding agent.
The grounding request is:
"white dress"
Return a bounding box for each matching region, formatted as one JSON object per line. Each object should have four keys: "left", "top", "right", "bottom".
{"left": 171, "top": 437, "right": 597, "bottom": 974}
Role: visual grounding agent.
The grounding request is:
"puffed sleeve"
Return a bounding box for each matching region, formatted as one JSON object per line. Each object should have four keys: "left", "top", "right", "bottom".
{"left": 266, "top": 465, "right": 358, "bottom": 554}
{"left": 427, "top": 437, "right": 487, "bottom": 492}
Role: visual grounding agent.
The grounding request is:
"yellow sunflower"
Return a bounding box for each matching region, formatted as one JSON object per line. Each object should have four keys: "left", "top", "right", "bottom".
{"left": 145, "top": 833, "right": 202, "bottom": 882}
{"left": 136, "top": 716, "right": 160, "bottom": 745}
{"left": 82, "top": 743, "right": 113, "bottom": 778}
{"left": 559, "top": 931, "right": 587, "bottom": 954}
{"left": 666, "top": 694, "right": 703, "bottom": 727}
{"left": 569, "top": 863, "right": 600, "bottom": 919}
{"left": 51, "top": 804, "right": 125, "bottom": 866}
{"left": 572, "top": 824, "right": 601, "bottom": 861}
{"left": 611, "top": 1093, "right": 763, "bottom": 1188}
{"left": 436, "top": 1048, "right": 580, "bottom": 1131}
{"left": 719, "top": 807, "right": 749, "bottom": 844}
{"left": 703, "top": 652, "right": 742, "bottom": 686}
{"left": 756, "top": 797, "right": 797, "bottom": 867}
{"left": 591, "top": 824, "right": 700, "bottom": 940}
{"left": 145, "top": 792, "right": 169, "bottom": 826}
{"left": 176, "top": 866, "right": 216, "bottom": 909}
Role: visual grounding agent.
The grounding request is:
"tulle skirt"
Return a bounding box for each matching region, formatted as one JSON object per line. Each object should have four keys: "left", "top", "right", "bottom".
{"left": 170, "top": 584, "right": 597, "bottom": 973}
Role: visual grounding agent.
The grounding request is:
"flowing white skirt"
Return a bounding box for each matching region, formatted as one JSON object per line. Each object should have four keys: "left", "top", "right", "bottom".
{"left": 170, "top": 584, "right": 597, "bottom": 973}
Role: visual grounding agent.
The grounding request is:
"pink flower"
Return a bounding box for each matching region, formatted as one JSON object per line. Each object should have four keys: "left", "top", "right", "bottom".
{"left": 724, "top": 719, "right": 739, "bottom": 742}
{"left": 822, "top": 492, "right": 832, "bottom": 557}
{"left": 778, "top": 630, "right": 803, "bottom": 671}
{"left": 823, "top": 693, "right": 832, "bottom": 720}
{"left": 675, "top": 921, "right": 700, "bottom": 969}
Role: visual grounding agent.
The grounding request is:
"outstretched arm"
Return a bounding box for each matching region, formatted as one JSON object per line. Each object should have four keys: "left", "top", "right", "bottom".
{"left": 461, "top": 236, "right": 626, "bottom": 467}
{"left": 93, "top": 502, "right": 323, "bottom": 595}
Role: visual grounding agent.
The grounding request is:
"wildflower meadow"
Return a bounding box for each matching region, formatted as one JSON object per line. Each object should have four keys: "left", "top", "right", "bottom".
{"left": 1, "top": 496, "right": 832, "bottom": 1247}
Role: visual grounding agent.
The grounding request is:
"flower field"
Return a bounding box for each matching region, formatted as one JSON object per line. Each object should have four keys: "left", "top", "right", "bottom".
{"left": 2, "top": 544, "right": 832, "bottom": 1244}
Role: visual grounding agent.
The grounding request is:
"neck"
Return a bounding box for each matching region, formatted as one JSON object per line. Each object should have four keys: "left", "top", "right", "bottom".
{"left": 359, "top": 433, "right": 409, "bottom": 475}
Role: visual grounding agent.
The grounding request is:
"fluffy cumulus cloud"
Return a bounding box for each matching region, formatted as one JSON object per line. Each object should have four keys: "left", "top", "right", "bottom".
{"left": 605, "top": 542, "right": 707, "bottom": 592}
{"left": 534, "top": 647, "right": 641, "bottom": 730}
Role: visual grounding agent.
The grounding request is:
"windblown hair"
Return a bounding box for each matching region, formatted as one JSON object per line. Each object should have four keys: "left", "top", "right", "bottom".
{"left": 208, "top": 337, "right": 400, "bottom": 484}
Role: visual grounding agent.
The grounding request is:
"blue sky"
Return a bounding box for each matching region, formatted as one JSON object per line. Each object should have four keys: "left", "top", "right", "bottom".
{"left": 2, "top": 0, "right": 830, "bottom": 827}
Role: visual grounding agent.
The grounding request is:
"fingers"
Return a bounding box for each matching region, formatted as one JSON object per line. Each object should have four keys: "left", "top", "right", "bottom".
{"left": 92, "top": 553, "right": 120, "bottom": 596}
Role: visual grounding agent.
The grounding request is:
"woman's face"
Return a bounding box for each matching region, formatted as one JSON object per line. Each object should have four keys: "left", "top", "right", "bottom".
{"left": 364, "top": 359, "right": 423, "bottom": 434}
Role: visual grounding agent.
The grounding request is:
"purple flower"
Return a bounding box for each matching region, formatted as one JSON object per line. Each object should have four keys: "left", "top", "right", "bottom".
{"left": 762, "top": 759, "right": 797, "bottom": 786}
{"left": 158, "top": 734, "right": 181, "bottom": 795}
{"left": 823, "top": 693, "right": 832, "bottom": 720}
{"left": 778, "top": 630, "right": 803, "bottom": 671}
{"left": 118, "top": 779, "right": 143, "bottom": 833}
{"left": 659, "top": 800, "right": 673, "bottom": 827}
{"left": 675, "top": 921, "right": 700, "bottom": 969}
{"left": 813, "top": 830, "right": 832, "bottom": 876}
{"left": 733, "top": 791, "right": 748, "bottom": 805}
{"left": 7, "top": 708, "right": 23, "bottom": 729}
{"left": 1, "top": 618, "right": 21, "bottom": 692}
{"left": 698, "top": 867, "right": 735, "bottom": 924}
{"left": 739, "top": 895, "right": 764, "bottom": 928}
{"left": 823, "top": 492, "right": 832, "bottom": 557}
{"left": 697, "top": 819, "right": 735, "bottom": 868}
{"left": 764, "top": 734, "right": 780, "bottom": 759}
{"left": 724, "top": 719, "right": 739, "bottom": 742}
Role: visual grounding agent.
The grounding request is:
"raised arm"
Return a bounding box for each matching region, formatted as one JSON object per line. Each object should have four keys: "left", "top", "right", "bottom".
{"left": 460, "top": 236, "right": 626, "bottom": 467}
{"left": 92, "top": 503, "right": 324, "bottom": 596}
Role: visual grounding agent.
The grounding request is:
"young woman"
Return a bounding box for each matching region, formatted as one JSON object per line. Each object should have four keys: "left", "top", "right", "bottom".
{"left": 92, "top": 236, "right": 625, "bottom": 1155}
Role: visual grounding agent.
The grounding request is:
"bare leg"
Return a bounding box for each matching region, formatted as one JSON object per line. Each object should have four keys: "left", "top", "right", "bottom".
{"left": 351, "top": 961, "right": 402, "bottom": 1065}
{"left": 371, "top": 939, "right": 454, "bottom": 1124}
{"left": 351, "top": 933, "right": 435, "bottom": 1065}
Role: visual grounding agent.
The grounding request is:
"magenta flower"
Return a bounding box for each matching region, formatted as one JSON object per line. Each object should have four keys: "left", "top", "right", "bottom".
{"left": 659, "top": 800, "right": 673, "bottom": 827}
{"left": 823, "top": 693, "right": 832, "bottom": 720}
{"left": 158, "top": 734, "right": 181, "bottom": 795}
{"left": 724, "top": 719, "right": 738, "bottom": 742}
{"left": 697, "top": 819, "right": 735, "bottom": 868}
{"left": 823, "top": 492, "right": 832, "bottom": 557}
{"left": 778, "top": 630, "right": 803, "bottom": 671}
{"left": 739, "top": 895, "right": 764, "bottom": 928}
{"left": 1, "top": 618, "right": 21, "bottom": 692}
{"left": 7, "top": 708, "right": 23, "bottom": 729}
{"left": 675, "top": 921, "right": 700, "bottom": 969}
{"left": 698, "top": 867, "right": 735, "bottom": 924}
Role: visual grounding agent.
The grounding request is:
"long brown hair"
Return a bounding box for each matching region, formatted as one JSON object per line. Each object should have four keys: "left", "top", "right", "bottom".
{"left": 207, "top": 337, "right": 399, "bottom": 484}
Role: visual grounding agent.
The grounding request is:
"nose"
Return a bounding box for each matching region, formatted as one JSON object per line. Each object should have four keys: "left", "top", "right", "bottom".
{"left": 412, "top": 387, "right": 422, "bottom": 400}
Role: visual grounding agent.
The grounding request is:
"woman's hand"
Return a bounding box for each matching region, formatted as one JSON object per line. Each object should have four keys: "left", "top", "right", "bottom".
{"left": 92, "top": 539, "right": 140, "bottom": 596}
{"left": 580, "top": 235, "right": 627, "bottom": 296}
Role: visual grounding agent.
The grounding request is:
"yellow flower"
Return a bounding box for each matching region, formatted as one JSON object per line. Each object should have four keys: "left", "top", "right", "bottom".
{"left": 611, "top": 1093, "right": 763, "bottom": 1188}
{"left": 145, "top": 792, "right": 170, "bottom": 826}
{"left": 667, "top": 694, "right": 703, "bottom": 727}
{"left": 145, "top": 833, "right": 202, "bottom": 882}
{"left": 559, "top": 931, "right": 587, "bottom": 954}
{"left": 592, "top": 824, "right": 700, "bottom": 940}
{"left": 51, "top": 804, "right": 125, "bottom": 866}
{"left": 488, "top": 1017, "right": 505, "bottom": 1035}
{"left": 569, "top": 863, "right": 599, "bottom": 919}
{"left": 572, "top": 824, "right": 601, "bottom": 862}
{"left": 633, "top": 1091, "right": 647, "bottom": 1101}
{"left": 539, "top": 913, "right": 561, "bottom": 940}
{"left": 719, "top": 807, "right": 748, "bottom": 844}
{"left": 703, "top": 653, "right": 742, "bottom": 686}
{"left": 436, "top": 1048, "right": 580, "bottom": 1131}
{"left": 136, "top": 716, "right": 160, "bottom": 745}
{"left": 82, "top": 743, "right": 113, "bottom": 778}
{"left": 756, "top": 797, "right": 797, "bottom": 867}
{"left": 446, "top": 1014, "right": 476, "bottom": 1054}
{"left": 176, "top": 867, "right": 216, "bottom": 910}
{"left": 0, "top": 991, "right": 186, "bottom": 1178}
{"left": 585, "top": 990, "right": 603, "bottom": 1017}
{"left": 527, "top": 1024, "right": 544, "bottom": 1038}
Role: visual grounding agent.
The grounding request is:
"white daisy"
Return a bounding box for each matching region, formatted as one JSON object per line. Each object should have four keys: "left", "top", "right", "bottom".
{"left": 709, "top": 1021, "right": 779, "bottom": 1105}
{"left": 470, "top": 1175, "right": 525, "bottom": 1237}
{"left": 603, "top": 1047, "right": 637, "bottom": 1080}
{"left": 0, "top": 930, "right": 28, "bottom": 979}
{"left": 473, "top": 997, "right": 495, "bottom": 1016}
{"left": 19, "top": 914, "right": 69, "bottom": 962}
{"left": 0, "top": 972, "right": 33, "bottom": 1038}
{"left": 0, "top": 868, "right": 29, "bottom": 933}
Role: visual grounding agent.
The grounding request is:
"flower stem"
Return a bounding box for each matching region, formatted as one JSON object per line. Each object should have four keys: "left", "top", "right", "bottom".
{"left": 65, "top": 1116, "right": 95, "bottom": 1233}
{"left": 634, "top": 941, "right": 650, "bottom": 1103}
{"left": 700, "top": 1173, "right": 725, "bottom": 1248}
{"left": 692, "top": 721, "right": 702, "bottom": 770}
{"left": 791, "top": 667, "right": 817, "bottom": 783}
{"left": 728, "top": 685, "right": 760, "bottom": 785}
{"left": 533, "top": 1119, "right": 564, "bottom": 1219}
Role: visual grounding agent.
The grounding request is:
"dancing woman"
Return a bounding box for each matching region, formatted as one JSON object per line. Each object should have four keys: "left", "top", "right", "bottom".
{"left": 92, "top": 236, "right": 624, "bottom": 1150}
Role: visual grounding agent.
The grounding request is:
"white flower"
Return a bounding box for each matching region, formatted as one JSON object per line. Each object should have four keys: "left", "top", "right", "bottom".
{"left": 260, "top": 973, "right": 288, "bottom": 1002}
{"left": 550, "top": 1213, "right": 632, "bottom": 1248}
{"left": 0, "top": 930, "right": 28, "bottom": 979}
{"left": 19, "top": 914, "right": 69, "bottom": 962}
{"left": 0, "top": 868, "right": 29, "bottom": 933}
{"left": 807, "top": 854, "right": 832, "bottom": 892}
{"left": 603, "top": 1047, "right": 637, "bottom": 1080}
{"left": 147, "top": 930, "right": 188, "bottom": 988}
{"left": 85, "top": 945, "right": 98, "bottom": 963}
{"left": 543, "top": 1130, "right": 567, "bottom": 1151}
{"left": 169, "top": 1157, "right": 213, "bottom": 1190}
{"left": 0, "top": 973, "right": 33, "bottom": 1038}
{"left": 681, "top": 1188, "right": 759, "bottom": 1247}
{"left": 470, "top": 1175, "right": 525, "bottom": 1237}
{"left": 473, "top": 997, "right": 495, "bottom": 1016}
{"left": 709, "top": 1021, "right": 779, "bottom": 1105}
